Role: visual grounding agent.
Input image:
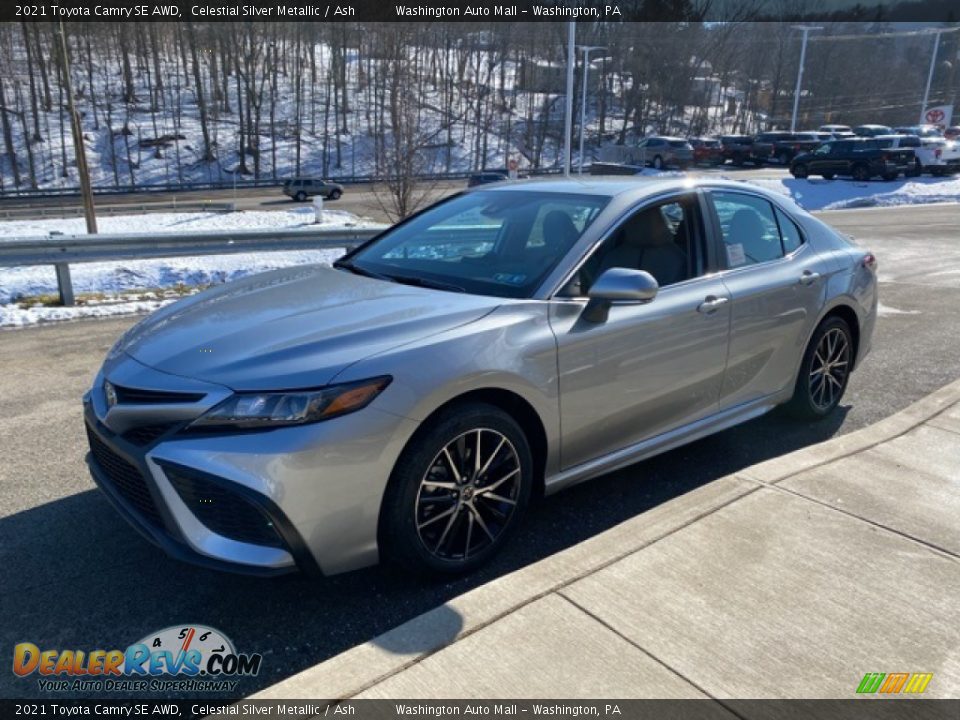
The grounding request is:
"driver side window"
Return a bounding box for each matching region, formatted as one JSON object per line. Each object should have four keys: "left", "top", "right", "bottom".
{"left": 565, "top": 194, "right": 705, "bottom": 295}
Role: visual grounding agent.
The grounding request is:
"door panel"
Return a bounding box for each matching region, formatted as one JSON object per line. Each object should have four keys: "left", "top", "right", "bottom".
{"left": 550, "top": 278, "right": 730, "bottom": 470}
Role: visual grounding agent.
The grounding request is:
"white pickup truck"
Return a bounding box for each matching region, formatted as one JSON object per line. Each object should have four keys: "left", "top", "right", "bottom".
{"left": 876, "top": 134, "right": 960, "bottom": 177}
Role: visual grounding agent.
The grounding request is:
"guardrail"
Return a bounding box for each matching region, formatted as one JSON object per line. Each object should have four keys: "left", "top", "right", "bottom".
{"left": 0, "top": 201, "right": 236, "bottom": 220}
{"left": 0, "top": 225, "right": 383, "bottom": 306}
{"left": 0, "top": 167, "right": 565, "bottom": 200}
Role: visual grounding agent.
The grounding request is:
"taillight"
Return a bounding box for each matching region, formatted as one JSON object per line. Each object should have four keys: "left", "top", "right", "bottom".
{"left": 862, "top": 253, "right": 877, "bottom": 271}
{"left": 935, "top": 148, "right": 942, "bottom": 159}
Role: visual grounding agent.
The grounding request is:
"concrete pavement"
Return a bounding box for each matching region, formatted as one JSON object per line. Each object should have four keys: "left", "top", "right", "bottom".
{"left": 254, "top": 378, "right": 960, "bottom": 701}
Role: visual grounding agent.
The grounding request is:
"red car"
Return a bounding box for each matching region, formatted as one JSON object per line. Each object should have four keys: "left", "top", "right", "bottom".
{"left": 688, "top": 137, "right": 724, "bottom": 165}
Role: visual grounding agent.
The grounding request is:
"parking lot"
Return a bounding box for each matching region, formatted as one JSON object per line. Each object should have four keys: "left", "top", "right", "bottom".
{"left": 1, "top": 202, "right": 958, "bottom": 699}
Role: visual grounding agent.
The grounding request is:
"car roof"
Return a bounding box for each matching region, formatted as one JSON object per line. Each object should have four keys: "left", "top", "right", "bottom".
{"left": 467, "top": 176, "right": 790, "bottom": 203}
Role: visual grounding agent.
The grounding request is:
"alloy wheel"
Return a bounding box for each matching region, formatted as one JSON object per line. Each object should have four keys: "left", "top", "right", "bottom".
{"left": 808, "top": 327, "right": 850, "bottom": 411}
{"left": 415, "top": 428, "right": 521, "bottom": 562}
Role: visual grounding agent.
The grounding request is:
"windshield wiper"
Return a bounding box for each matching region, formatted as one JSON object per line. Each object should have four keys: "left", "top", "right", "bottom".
{"left": 382, "top": 274, "right": 466, "bottom": 293}
{"left": 333, "top": 259, "right": 393, "bottom": 282}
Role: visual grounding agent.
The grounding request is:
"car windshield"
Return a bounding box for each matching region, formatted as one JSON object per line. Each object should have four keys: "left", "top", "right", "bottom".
{"left": 341, "top": 191, "right": 610, "bottom": 299}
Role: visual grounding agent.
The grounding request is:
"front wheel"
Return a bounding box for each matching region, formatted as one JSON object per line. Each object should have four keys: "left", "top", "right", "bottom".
{"left": 791, "top": 163, "right": 809, "bottom": 179}
{"left": 822, "top": 172, "right": 835, "bottom": 180}
{"left": 294, "top": 191, "right": 307, "bottom": 202}
{"left": 379, "top": 403, "right": 533, "bottom": 575}
{"left": 851, "top": 164, "right": 871, "bottom": 182}
{"left": 786, "top": 316, "right": 854, "bottom": 420}
{"left": 328, "top": 189, "right": 342, "bottom": 200}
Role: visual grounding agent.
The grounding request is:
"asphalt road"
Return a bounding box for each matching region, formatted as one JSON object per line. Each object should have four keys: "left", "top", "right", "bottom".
{"left": 1, "top": 202, "right": 958, "bottom": 699}
{"left": 0, "top": 166, "right": 789, "bottom": 224}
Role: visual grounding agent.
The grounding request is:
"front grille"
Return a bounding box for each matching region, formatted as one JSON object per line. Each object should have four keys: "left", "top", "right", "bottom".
{"left": 165, "top": 466, "right": 284, "bottom": 548}
{"left": 113, "top": 385, "right": 205, "bottom": 405}
{"left": 86, "top": 426, "right": 164, "bottom": 528}
{"left": 122, "top": 423, "right": 177, "bottom": 446}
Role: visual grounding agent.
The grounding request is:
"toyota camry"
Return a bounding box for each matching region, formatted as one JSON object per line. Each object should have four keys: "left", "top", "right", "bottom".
{"left": 84, "top": 178, "right": 877, "bottom": 576}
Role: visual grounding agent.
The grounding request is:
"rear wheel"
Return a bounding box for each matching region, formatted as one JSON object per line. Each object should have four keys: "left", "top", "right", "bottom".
{"left": 652, "top": 155, "right": 664, "bottom": 170}
{"left": 329, "top": 189, "right": 342, "bottom": 200}
{"left": 791, "top": 163, "right": 809, "bottom": 179}
{"left": 786, "top": 316, "right": 854, "bottom": 420}
{"left": 778, "top": 151, "right": 791, "bottom": 165}
{"left": 822, "top": 172, "right": 835, "bottom": 180}
{"left": 851, "top": 164, "right": 871, "bottom": 182}
{"left": 379, "top": 403, "right": 533, "bottom": 574}
{"left": 295, "top": 191, "right": 307, "bottom": 202}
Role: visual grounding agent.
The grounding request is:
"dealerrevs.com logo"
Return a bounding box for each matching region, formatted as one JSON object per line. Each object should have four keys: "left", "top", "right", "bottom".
{"left": 13, "top": 625, "right": 262, "bottom": 693}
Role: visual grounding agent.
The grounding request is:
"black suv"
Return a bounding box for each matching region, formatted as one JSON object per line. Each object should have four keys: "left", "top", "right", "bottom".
{"left": 790, "top": 138, "right": 914, "bottom": 181}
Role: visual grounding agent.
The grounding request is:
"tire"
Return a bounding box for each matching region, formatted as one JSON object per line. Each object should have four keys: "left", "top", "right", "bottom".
{"left": 906, "top": 160, "right": 921, "bottom": 178}
{"left": 328, "top": 189, "right": 342, "bottom": 200}
{"left": 379, "top": 402, "right": 533, "bottom": 575}
{"left": 786, "top": 316, "right": 854, "bottom": 420}
{"left": 851, "top": 164, "right": 870, "bottom": 182}
{"left": 822, "top": 172, "right": 835, "bottom": 180}
{"left": 882, "top": 171, "right": 899, "bottom": 181}
{"left": 791, "top": 163, "right": 809, "bottom": 179}
{"left": 294, "top": 191, "right": 307, "bottom": 202}
{"left": 652, "top": 155, "right": 664, "bottom": 170}
{"left": 778, "top": 151, "right": 791, "bottom": 165}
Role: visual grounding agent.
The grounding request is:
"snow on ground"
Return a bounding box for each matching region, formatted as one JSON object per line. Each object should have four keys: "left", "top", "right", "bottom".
{"left": 0, "top": 206, "right": 374, "bottom": 239}
{"left": 745, "top": 175, "right": 960, "bottom": 211}
{"left": 0, "top": 207, "right": 377, "bottom": 328}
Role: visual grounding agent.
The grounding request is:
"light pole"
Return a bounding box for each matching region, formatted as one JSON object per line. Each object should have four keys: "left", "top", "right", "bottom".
{"left": 920, "top": 29, "right": 944, "bottom": 125}
{"left": 563, "top": 21, "right": 575, "bottom": 176}
{"left": 790, "top": 26, "right": 822, "bottom": 133}
{"left": 577, "top": 45, "right": 605, "bottom": 175}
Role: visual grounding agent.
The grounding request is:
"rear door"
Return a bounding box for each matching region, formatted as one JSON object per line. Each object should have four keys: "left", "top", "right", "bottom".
{"left": 705, "top": 189, "right": 831, "bottom": 409}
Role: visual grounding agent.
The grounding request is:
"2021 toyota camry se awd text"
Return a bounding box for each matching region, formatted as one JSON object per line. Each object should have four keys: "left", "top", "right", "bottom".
{"left": 84, "top": 178, "right": 877, "bottom": 576}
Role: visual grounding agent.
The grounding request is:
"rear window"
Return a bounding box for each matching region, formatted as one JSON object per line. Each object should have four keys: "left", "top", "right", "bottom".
{"left": 669, "top": 140, "right": 688, "bottom": 148}
{"left": 902, "top": 136, "right": 921, "bottom": 147}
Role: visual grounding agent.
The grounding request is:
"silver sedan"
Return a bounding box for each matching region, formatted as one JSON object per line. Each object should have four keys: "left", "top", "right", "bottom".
{"left": 84, "top": 178, "right": 878, "bottom": 576}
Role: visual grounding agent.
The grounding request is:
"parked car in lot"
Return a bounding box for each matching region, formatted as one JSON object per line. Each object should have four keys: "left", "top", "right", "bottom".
{"left": 945, "top": 126, "right": 960, "bottom": 140}
{"left": 719, "top": 134, "right": 762, "bottom": 166}
{"left": 688, "top": 137, "right": 724, "bottom": 165}
{"left": 468, "top": 171, "right": 510, "bottom": 187}
{"left": 282, "top": 178, "right": 344, "bottom": 202}
{"left": 871, "top": 134, "right": 922, "bottom": 175}
{"left": 752, "top": 131, "right": 795, "bottom": 162}
{"left": 908, "top": 137, "right": 960, "bottom": 176}
{"left": 84, "top": 177, "right": 877, "bottom": 576}
{"left": 637, "top": 136, "right": 693, "bottom": 169}
{"left": 893, "top": 124, "right": 942, "bottom": 138}
{"left": 819, "top": 124, "right": 853, "bottom": 136}
{"left": 790, "top": 138, "right": 913, "bottom": 180}
{"left": 768, "top": 132, "right": 833, "bottom": 164}
{"left": 853, "top": 124, "right": 893, "bottom": 138}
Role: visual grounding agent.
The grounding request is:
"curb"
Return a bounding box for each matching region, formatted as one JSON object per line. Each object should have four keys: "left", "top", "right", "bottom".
{"left": 252, "top": 377, "right": 960, "bottom": 702}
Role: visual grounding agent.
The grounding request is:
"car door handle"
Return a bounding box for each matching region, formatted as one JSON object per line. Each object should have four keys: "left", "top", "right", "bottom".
{"left": 799, "top": 270, "right": 821, "bottom": 286}
{"left": 697, "top": 295, "right": 729, "bottom": 314}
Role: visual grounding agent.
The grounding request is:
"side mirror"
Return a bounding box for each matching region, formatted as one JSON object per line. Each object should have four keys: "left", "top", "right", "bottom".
{"left": 582, "top": 268, "right": 659, "bottom": 323}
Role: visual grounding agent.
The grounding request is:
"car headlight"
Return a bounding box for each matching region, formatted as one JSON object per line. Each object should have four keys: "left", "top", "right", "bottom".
{"left": 189, "top": 376, "right": 391, "bottom": 430}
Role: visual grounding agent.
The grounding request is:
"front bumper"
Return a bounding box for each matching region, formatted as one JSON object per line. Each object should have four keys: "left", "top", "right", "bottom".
{"left": 84, "top": 361, "right": 419, "bottom": 576}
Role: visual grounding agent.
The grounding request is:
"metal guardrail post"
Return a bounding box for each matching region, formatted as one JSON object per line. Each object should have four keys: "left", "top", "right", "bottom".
{"left": 54, "top": 263, "right": 75, "bottom": 306}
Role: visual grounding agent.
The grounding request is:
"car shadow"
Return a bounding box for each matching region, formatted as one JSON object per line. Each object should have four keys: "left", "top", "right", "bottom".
{"left": 0, "top": 404, "right": 848, "bottom": 699}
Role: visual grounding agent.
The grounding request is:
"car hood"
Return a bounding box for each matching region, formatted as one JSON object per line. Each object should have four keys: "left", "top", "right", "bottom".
{"left": 118, "top": 265, "right": 500, "bottom": 390}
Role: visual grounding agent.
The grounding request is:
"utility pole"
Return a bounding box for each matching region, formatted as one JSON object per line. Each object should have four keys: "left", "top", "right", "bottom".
{"left": 577, "top": 46, "right": 605, "bottom": 175}
{"left": 57, "top": 21, "right": 97, "bottom": 234}
{"left": 790, "top": 26, "right": 822, "bottom": 133}
{"left": 920, "top": 29, "right": 944, "bottom": 125}
{"left": 563, "top": 21, "right": 575, "bottom": 176}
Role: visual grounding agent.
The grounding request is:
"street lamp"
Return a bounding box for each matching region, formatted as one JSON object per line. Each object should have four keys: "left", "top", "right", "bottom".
{"left": 577, "top": 45, "right": 605, "bottom": 175}
{"left": 563, "top": 21, "right": 576, "bottom": 176}
{"left": 790, "top": 26, "right": 822, "bottom": 133}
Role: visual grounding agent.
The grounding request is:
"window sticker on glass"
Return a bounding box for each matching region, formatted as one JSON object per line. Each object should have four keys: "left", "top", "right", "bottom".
{"left": 493, "top": 273, "right": 527, "bottom": 285}
{"left": 726, "top": 243, "right": 747, "bottom": 267}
